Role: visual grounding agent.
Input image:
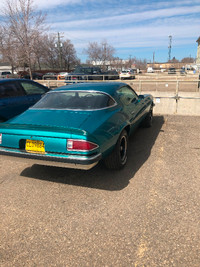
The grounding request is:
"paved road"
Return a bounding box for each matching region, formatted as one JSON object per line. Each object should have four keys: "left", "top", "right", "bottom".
{"left": 0, "top": 115, "right": 200, "bottom": 266}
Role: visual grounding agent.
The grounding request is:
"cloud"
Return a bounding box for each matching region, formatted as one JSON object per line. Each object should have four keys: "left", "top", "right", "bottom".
{"left": 48, "top": 12, "right": 200, "bottom": 51}
{"left": 0, "top": 0, "right": 199, "bottom": 61}
{"left": 0, "top": 0, "right": 81, "bottom": 10}
{"left": 60, "top": 23, "right": 199, "bottom": 51}
{"left": 48, "top": 5, "right": 200, "bottom": 31}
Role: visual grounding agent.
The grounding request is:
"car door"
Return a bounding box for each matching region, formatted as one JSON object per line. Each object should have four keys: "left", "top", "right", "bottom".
{"left": 18, "top": 80, "right": 49, "bottom": 109}
{"left": 0, "top": 81, "right": 26, "bottom": 121}
{"left": 116, "top": 85, "right": 145, "bottom": 130}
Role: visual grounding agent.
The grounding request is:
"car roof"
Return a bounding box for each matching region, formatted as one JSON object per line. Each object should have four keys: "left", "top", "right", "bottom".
{"left": 0, "top": 78, "right": 43, "bottom": 83}
{"left": 53, "top": 82, "right": 127, "bottom": 96}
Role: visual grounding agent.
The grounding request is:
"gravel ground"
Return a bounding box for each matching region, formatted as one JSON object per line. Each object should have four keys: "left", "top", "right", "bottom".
{"left": 0, "top": 115, "right": 200, "bottom": 266}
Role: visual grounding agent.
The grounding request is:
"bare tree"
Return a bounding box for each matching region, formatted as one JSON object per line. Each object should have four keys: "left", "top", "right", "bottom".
{"left": 2, "top": 0, "right": 47, "bottom": 79}
{"left": 38, "top": 35, "right": 80, "bottom": 71}
{"left": 62, "top": 40, "right": 80, "bottom": 71}
{"left": 109, "top": 57, "right": 124, "bottom": 71}
{"left": 85, "top": 40, "right": 115, "bottom": 70}
{"left": 181, "top": 57, "right": 195, "bottom": 63}
{"left": 0, "top": 25, "right": 19, "bottom": 73}
{"left": 134, "top": 57, "right": 147, "bottom": 70}
{"left": 168, "top": 56, "right": 179, "bottom": 63}
{"left": 41, "top": 34, "right": 59, "bottom": 69}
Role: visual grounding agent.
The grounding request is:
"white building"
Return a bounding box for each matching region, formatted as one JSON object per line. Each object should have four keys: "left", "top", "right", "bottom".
{"left": 0, "top": 62, "right": 12, "bottom": 72}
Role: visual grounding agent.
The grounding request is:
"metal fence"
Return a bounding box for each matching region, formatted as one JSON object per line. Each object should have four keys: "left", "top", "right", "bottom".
{"left": 125, "top": 79, "right": 200, "bottom": 115}
{"left": 128, "top": 79, "right": 200, "bottom": 93}
{"left": 38, "top": 78, "right": 200, "bottom": 115}
{"left": 39, "top": 78, "right": 200, "bottom": 92}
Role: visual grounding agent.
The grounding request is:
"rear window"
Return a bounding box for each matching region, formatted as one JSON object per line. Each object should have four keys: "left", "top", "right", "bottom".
{"left": 32, "top": 91, "right": 116, "bottom": 110}
{"left": 1, "top": 71, "right": 11, "bottom": 75}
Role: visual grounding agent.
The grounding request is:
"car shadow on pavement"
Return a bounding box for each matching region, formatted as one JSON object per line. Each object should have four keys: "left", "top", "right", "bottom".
{"left": 20, "top": 115, "right": 165, "bottom": 191}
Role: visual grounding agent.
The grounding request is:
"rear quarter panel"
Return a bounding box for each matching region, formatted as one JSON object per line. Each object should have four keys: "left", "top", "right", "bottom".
{"left": 81, "top": 107, "right": 130, "bottom": 158}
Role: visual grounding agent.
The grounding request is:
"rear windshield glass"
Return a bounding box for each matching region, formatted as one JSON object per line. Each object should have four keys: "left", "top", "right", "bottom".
{"left": 1, "top": 71, "right": 11, "bottom": 75}
{"left": 32, "top": 91, "right": 116, "bottom": 110}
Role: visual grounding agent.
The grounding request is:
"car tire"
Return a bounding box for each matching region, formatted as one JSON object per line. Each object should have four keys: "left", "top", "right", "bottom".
{"left": 142, "top": 107, "right": 153, "bottom": 128}
{"left": 104, "top": 130, "right": 128, "bottom": 170}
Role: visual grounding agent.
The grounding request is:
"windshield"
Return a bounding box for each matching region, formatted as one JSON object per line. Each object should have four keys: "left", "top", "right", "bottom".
{"left": 32, "top": 91, "right": 116, "bottom": 110}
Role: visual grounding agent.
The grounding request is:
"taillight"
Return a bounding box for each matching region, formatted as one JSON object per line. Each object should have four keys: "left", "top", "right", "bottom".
{"left": 67, "top": 139, "right": 98, "bottom": 151}
{"left": 0, "top": 133, "right": 2, "bottom": 144}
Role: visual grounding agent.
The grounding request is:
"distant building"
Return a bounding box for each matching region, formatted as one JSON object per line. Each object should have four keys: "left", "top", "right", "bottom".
{"left": 146, "top": 62, "right": 188, "bottom": 70}
{"left": 0, "top": 62, "right": 12, "bottom": 72}
{"left": 196, "top": 37, "right": 200, "bottom": 64}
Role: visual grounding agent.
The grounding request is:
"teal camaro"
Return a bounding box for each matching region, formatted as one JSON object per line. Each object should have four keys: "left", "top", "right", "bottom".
{"left": 0, "top": 82, "right": 154, "bottom": 170}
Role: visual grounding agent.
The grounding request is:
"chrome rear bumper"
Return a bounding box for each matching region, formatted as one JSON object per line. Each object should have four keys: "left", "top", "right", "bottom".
{"left": 0, "top": 148, "right": 101, "bottom": 170}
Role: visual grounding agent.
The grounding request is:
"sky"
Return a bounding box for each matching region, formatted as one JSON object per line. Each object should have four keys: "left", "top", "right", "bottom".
{"left": 1, "top": 0, "right": 200, "bottom": 63}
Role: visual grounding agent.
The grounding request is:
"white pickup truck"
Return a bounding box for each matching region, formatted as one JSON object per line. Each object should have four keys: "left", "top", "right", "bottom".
{"left": 0, "top": 71, "right": 18, "bottom": 79}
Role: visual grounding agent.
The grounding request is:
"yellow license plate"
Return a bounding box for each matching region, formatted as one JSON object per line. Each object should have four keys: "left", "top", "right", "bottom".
{"left": 26, "top": 140, "right": 45, "bottom": 154}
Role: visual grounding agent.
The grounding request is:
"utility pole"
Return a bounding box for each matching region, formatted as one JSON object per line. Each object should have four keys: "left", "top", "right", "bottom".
{"left": 129, "top": 55, "right": 132, "bottom": 68}
{"left": 55, "top": 32, "right": 64, "bottom": 70}
{"left": 168, "top": 35, "right": 172, "bottom": 62}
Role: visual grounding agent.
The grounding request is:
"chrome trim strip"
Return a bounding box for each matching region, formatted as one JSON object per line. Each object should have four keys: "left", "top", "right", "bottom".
{"left": 30, "top": 90, "right": 117, "bottom": 111}
{"left": 0, "top": 148, "right": 101, "bottom": 170}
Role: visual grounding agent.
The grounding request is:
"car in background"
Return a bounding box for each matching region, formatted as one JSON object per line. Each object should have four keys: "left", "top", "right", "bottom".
{"left": 43, "top": 72, "right": 58, "bottom": 80}
{"left": 0, "top": 82, "right": 154, "bottom": 170}
{"left": 161, "top": 69, "right": 166, "bottom": 73}
{"left": 104, "top": 70, "right": 119, "bottom": 80}
{"left": 57, "top": 72, "right": 69, "bottom": 80}
{"left": 119, "top": 70, "right": 135, "bottom": 80}
{"left": 23, "top": 72, "right": 43, "bottom": 80}
{"left": 180, "top": 68, "right": 187, "bottom": 75}
{"left": 0, "top": 71, "right": 18, "bottom": 79}
{"left": 0, "top": 79, "right": 49, "bottom": 122}
{"left": 168, "top": 68, "right": 176, "bottom": 74}
{"left": 65, "top": 66, "right": 104, "bottom": 81}
{"left": 147, "top": 67, "right": 154, "bottom": 73}
{"left": 0, "top": 71, "right": 12, "bottom": 78}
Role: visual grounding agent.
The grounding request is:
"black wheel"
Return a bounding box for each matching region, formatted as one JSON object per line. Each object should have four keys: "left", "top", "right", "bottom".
{"left": 104, "top": 130, "right": 128, "bottom": 170}
{"left": 142, "top": 107, "right": 153, "bottom": 128}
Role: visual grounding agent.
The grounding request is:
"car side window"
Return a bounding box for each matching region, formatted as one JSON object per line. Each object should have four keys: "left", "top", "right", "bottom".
{"left": 117, "top": 86, "right": 138, "bottom": 106}
{"left": 0, "top": 82, "right": 24, "bottom": 99}
{"left": 20, "top": 81, "right": 47, "bottom": 95}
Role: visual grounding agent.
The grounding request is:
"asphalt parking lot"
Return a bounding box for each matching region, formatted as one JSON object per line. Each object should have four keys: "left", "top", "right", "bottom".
{"left": 0, "top": 115, "right": 200, "bottom": 266}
